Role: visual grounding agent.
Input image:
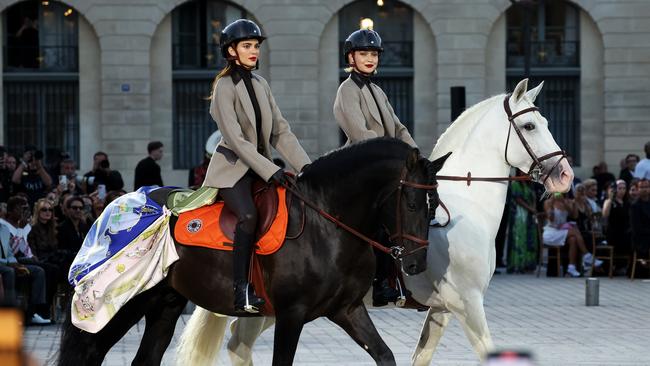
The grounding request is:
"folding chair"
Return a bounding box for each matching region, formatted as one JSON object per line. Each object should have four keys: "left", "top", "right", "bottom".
{"left": 630, "top": 249, "right": 650, "bottom": 281}
{"left": 536, "top": 213, "right": 563, "bottom": 277}
{"left": 588, "top": 212, "right": 614, "bottom": 277}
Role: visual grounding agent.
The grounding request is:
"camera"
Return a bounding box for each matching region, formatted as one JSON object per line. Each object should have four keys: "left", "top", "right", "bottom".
{"left": 99, "top": 159, "right": 110, "bottom": 170}
{"left": 76, "top": 175, "right": 95, "bottom": 186}
{"left": 25, "top": 147, "right": 43, "bottom": 163}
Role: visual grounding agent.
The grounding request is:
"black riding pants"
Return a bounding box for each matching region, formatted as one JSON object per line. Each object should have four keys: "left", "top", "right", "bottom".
{"left": 220, "top": 171, "right": 259, "bottom": 283}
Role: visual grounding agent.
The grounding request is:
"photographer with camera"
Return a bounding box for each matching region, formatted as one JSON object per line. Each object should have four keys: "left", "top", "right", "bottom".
{"left": 11, "top": 146, "right": 52, "bottom": 206}
{"left": 81, "top": 151, "right": 124, "bottom": 195}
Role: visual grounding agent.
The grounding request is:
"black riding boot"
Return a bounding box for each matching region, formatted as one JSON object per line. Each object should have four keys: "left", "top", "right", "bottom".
{"left": 233, "top": 228, "right": 265, "bottom": 313}
{"left": 372, "top": 248, "right": 401, "bottom": 307}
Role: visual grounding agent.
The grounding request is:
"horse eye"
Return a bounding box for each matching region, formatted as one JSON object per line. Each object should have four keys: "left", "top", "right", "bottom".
{"left": 523, "top": 123, "right": 535, "bottom": 131}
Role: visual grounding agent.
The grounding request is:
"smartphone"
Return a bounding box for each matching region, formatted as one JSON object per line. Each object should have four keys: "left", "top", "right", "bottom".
{"left": 97, "top": 184, "right": 107, "bottom": 201}
{"left": 59, "top": 175, "right": 68, "bottom": 186}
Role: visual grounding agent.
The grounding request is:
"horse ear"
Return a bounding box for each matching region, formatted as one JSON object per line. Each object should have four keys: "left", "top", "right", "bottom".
{"left": 430, "top": 151, "right": 451, "bottom": 173}
{"left": 406, "top": 148, "right": 420, "bottom": 171}
{"left": 525, "top": 81, "right": 544, "bottom": 103}
{"left": 510, "top": 78, "right": 529, "bottom": 104}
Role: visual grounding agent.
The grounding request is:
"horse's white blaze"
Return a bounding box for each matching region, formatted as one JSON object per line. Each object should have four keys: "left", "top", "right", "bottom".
{"left": 175, "top": 79, "right": 574, "bottom": 364}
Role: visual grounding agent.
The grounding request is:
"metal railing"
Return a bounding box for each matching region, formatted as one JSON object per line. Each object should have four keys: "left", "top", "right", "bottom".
{"left": 172, "top": 77, "right": 216, "bottom": 169}
{"left": 507, "top": 40, "right": 579, "bottom": 68}
{"left": 173, "top": 43, "right": 225, "bottom": 70}
{"left": 3, "top": 45, "right": 78, "bottom": 72}
{"left": 3, "top": 79, "right": 79, "bottom": 163}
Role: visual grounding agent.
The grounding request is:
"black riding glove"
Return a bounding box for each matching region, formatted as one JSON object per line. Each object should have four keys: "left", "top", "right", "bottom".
{"left": 270, "top": 169, "right": 288, "bottom": 186}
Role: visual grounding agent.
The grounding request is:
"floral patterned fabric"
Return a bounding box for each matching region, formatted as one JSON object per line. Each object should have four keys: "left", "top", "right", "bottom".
{"left": 70, "top": 207, "right": 178, "bottom": 333}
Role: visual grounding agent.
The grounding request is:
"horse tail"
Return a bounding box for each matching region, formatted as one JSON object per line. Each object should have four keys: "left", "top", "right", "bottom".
{"left": 56, "top": 301, "right": 105, "bottom": 366}
{"left": 176, "top": 306, "right": 228, "bottom": 366}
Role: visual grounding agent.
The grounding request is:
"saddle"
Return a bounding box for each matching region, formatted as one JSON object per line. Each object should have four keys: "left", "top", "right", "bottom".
{"left": 174, "top": 180, "right": 289, "bottom": 255}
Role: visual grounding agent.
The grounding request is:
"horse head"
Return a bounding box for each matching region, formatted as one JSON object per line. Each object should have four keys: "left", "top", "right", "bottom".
{"left": 503, "top": 78, "right": 574, "bottom": 193}
{"left": 379, "top": 148, "right": 450, "bottom": 276}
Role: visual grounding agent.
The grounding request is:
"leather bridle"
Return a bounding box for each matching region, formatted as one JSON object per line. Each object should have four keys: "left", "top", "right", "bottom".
{"left": 281, "top": 164, "right": 436, "bottom": 260}
{"left": 502, "top": 94, "right": 566, "bottom": 184}
{"left": 430, "top": 94, "right": 567, "bottom": 228}
{"left": 382, "top": 167, "right": 437, "bottom": 259}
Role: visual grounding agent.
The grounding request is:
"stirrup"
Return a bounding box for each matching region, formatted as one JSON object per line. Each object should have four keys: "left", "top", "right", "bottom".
{"left": 236, "top": 283, "right": 263, "bottom": 314}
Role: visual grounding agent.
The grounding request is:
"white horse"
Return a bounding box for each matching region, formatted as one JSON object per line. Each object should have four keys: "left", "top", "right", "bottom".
{"left": 176, "top": 79, "right": 574, "bottom": 365}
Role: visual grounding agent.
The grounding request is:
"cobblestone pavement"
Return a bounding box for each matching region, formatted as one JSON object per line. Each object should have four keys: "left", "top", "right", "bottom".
{"left": 24, "top": 274, "right": 650, "bottom": 365}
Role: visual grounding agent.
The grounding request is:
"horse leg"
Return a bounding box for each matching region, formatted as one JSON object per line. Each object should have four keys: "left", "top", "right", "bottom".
{"left": 452, "top": 293, "right": 493, "bottom": 360}
{"left": 132, "top": 289, "right": 187, "bottom": 365}
{"left": 57, "top": 291, "right": 155, "bottom": 366}
{"left": 411, "top": 309, "right": 452, "bottom": 366}
{"left": 228, "top": 316, "right": 275, "bottom": 366}
{"left": 272, "top": 311, "right": 306, "bottom": 366}
{"left": 328, "top": 304, "right": 396, "bottom": 365}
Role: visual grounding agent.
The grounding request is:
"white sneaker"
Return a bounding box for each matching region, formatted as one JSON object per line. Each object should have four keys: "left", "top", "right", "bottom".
{"left": 567, "top": 265, "right": 581, "bottom": 277}
{"left": 582, "top": 253, "right": 594, "bottom": 266}
{"left": 594, "top": 258, "right": 603, "bottom": 267}
{"left": 30, "top": 313, "right": 51, "bottom": 325}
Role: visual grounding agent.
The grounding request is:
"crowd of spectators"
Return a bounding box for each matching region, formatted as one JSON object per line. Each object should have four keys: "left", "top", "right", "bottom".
{"left": 499, "top": 141, "right": 650, "bottom": 278}
{"left": 0, "top": 146, "right": 126, "bottom": 325}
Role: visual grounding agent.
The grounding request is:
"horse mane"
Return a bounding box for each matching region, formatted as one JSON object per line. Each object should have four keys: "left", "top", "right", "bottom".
{"left": 431, "top": 94, "right": 505, "bottom": 160}
{"left": 300, "top": 138, "right": 412, "bottom": 184}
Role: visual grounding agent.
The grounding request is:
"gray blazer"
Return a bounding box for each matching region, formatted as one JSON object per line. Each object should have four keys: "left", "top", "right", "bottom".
{"left": 203, "top": 72, "right": 311, "bottom": 188}
{"left": 333, "top": 75, "right": 416, "bottom": 147}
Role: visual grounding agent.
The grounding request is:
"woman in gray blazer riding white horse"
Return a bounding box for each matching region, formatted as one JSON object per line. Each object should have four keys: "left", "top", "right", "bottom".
{"left": 333, "top": 29, "right": 417, "bottom": 306}
{"left": 204, "top": 19, "right": 311, "bottom": 313}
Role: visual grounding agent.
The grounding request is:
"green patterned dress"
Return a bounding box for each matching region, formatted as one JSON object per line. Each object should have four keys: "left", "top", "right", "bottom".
{"left": 506, "top": 181, "right": 538, "bottom": 273}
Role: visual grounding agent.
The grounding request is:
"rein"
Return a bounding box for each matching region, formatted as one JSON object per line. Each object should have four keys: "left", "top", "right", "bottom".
{"left": 280, "top": 166, "right": 435, "bottom": 260}
{"left": 433, "top": 94, "right": 565, "bottom": 187}
{"left": 428, "top": 94, "right": 565, "bottom": 228}
{"left": 437, "top": 173, "right": 531, "bottom": 186}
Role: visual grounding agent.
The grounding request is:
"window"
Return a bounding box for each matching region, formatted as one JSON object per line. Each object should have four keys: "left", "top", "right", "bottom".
{"left": 172, "top": 0, "right": 247, "bottom": 169}
{"left": 507, "top": 1, "right": 579, "bottom": 68}
{"left": 506, "top": 0, "right": 580, "bottom": 162}
{"left": 3, "top": 1, "right": 79, "bottom": 164}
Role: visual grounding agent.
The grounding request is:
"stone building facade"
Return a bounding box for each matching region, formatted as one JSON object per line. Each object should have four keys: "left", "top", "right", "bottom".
{"left": 0, "top": 0, "right": 648, "bottom": 189}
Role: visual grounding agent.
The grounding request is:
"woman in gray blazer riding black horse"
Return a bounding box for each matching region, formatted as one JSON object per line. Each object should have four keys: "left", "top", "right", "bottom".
{"left": 204, "top": 19, "right": 311, "bottom": 313}
{"left": 333, "top": 29, "right": 417, "bottom": 307}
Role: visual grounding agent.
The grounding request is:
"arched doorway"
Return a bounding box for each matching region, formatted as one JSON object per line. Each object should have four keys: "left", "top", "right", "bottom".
{"left": 170, "top": 0, "right": 262, "bottom": 170}
{"left": 506, "top": 0, "right": 581, "bottom": 163}
{"left": 3, "top": 0, "right": 80, "bottom": 164}
{"left": 337, "top": 0, "right": 414, "bottom": 145}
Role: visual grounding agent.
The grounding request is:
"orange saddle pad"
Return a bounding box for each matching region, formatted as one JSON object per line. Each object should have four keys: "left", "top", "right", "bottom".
{"left": 174, "top": 186, "right": 288, "bottom": 255}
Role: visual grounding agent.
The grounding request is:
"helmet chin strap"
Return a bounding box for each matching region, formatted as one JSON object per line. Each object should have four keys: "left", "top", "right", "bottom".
{"left": 348, "top": 52, "right": 376, "bottom": 76}
{"left": 228, "top": 44, "right": 258, "bottom": 70}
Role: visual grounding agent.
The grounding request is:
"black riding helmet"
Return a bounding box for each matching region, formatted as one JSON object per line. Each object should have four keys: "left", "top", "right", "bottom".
{"left": 343, "top": 29, "right": 383, "bottom": 64}
{"left": 220, "top": 19, "right": 266, "bottom": 59}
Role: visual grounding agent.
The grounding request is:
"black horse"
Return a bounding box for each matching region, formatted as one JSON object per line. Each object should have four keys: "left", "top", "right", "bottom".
{"left": 57, "top": 138, "right": 449, "bottom": 366}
